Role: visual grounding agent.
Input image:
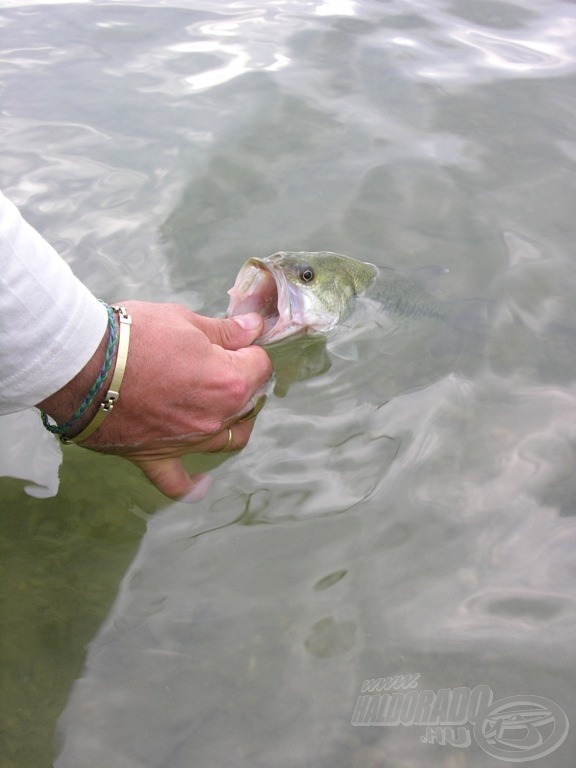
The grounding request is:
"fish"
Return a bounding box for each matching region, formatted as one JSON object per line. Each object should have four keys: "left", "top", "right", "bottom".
{"left": 226, "top": 250, "right": 486, "bottom": 345}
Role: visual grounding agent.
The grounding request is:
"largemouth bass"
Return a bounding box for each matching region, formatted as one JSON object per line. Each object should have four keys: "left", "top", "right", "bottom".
{"left": 226, "top": 250, "right": 483, "bottom": 345}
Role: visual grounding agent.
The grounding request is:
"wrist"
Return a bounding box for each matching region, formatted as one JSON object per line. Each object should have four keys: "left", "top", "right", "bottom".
{"left": 37, "top": 311, "right": 118, "bottom": 438}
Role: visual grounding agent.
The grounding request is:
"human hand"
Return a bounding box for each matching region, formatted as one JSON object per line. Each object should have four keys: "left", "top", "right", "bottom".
{"left": 40, "top": 302, "right": 272, "bottom": 501}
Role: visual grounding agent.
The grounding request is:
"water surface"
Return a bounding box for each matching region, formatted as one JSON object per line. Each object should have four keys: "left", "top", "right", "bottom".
{"left": 1, "top": 1, "right": 576, "bottom": 766}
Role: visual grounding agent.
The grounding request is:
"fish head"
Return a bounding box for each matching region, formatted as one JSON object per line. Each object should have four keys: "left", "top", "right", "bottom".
{"left": 226, "top": 251, "right": 377, "bottom": 344}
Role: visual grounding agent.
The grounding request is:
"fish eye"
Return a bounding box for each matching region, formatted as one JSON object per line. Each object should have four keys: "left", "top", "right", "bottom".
{"left": 299, "top": 267, "right": 315, "bottom": 283}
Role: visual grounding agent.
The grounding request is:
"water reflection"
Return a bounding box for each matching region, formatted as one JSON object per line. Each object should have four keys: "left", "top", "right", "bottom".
{"left": 54, "top": 370, "right": 576, "bottom": 766}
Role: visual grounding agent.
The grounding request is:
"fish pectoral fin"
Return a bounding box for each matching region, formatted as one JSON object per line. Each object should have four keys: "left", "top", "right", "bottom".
{"left": 328, "top": 338, "right": 360, "bottom": 361}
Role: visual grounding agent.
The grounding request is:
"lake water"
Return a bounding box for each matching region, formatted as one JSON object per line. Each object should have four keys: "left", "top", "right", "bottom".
{"left": 1, "top": 0, "right": 576, "bottom": 766}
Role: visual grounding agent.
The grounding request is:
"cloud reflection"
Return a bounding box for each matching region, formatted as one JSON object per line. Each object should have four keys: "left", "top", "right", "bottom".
{"left": 370, "top": 371, "right": 576, "bottom": 655}
{"left": 314, "top": 0, "right": 358, "bottom": 17}
{"left": 382, "top": 2, "right": 576, "bottom": 85}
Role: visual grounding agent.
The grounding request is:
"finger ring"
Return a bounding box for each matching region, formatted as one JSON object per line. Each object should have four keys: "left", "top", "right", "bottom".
{"left": 219, "top": 427, "right": 234, "bottom": 453}
{"left": 236, "top": 394, "right": 267, "bottom": 423}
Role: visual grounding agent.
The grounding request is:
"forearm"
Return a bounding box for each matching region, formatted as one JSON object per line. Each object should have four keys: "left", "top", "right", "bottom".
{"left": 0, "top": 190, "right": 107, "bottom": 414}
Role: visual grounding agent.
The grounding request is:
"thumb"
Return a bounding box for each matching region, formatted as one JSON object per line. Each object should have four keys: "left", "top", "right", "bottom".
{"left": 196, "top": 312, "right": 265, "bottom": 350}
{"left": 130, "top": 456, "right": 213, "bottom": 502}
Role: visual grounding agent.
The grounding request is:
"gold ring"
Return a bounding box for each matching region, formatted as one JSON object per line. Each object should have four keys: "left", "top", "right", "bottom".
{"left": 219, "top": 427, "right": 234, "bottom": 453}
{"left": 236, "top": 394, "right": 267, "bottom": 423}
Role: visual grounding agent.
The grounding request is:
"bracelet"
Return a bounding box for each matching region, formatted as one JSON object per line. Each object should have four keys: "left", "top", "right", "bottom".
{"left": 41, "top": 302, "right": 118, "bottom": 436}
{"left": 64, "top": 305, "right": 132, "bottom": 444}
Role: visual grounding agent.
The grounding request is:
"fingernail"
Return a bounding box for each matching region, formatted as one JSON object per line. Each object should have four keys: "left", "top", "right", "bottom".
{"left": 233, "top": 313, "right": 262, "bottom": 331}
{"left": 179, "top": 474, "right": 213, "bottom": 504}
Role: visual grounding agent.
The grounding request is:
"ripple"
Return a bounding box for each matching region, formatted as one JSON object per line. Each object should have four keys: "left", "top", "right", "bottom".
{"left": 454, "top": 27, "right": 572, "bottom": 74}
{"left": 398, "top": 3, "right": 576, "bottom": 85}
{"left": 446, "top": 0, "right": 537, "bottom": 30}
{"left": 232, "top": 404, "right": 402, "bottom": 520}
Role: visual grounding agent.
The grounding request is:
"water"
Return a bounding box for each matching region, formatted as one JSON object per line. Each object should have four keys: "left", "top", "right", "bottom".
{"left": 1, "top": 0, "right": 576, "bottom": 765}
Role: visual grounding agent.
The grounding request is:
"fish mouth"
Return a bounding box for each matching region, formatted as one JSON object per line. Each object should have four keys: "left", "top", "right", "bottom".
{"left": 226, "top": 258, "right": 300, "bottom": 344}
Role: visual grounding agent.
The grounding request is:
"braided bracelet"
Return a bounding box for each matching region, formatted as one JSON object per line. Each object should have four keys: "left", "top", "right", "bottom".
{"left": 64, "top": 305, "right": 132, "bottom": 444}
{"left": 41, "top": 302, "right": 117, "bottom": 436}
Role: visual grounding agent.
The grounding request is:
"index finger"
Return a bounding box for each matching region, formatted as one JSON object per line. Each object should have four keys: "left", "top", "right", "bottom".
{"left": 224, "top": 344, "right": 273, "bottom": 409}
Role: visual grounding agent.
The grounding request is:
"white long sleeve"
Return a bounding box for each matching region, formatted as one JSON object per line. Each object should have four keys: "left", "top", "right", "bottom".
{"left": 0, "top": 190, "right": 108, "bottom": 414}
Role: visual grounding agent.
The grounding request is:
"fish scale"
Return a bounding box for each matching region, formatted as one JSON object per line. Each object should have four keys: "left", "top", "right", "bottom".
{"left": 371, "top": 270, "right": 451, "bottom": 323}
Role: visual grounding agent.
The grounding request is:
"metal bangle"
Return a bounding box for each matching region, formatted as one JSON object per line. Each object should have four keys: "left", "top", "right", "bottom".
{"left": 64, "top": 305, "right": 132, "bottom": 444}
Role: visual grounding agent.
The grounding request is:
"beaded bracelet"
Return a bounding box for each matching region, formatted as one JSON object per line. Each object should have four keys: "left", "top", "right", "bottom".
{"left": 41, "top": 302, "right": 118, "bottom": 437}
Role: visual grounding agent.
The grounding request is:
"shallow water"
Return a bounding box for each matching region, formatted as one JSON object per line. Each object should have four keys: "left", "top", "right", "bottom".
{"left": 2, "top": 0, "right": 576, "bottom": 766}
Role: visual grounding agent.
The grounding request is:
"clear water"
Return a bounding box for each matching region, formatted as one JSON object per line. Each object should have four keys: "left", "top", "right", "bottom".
{"left": 1, "top": 1, "right": 576, "bottom": 766}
